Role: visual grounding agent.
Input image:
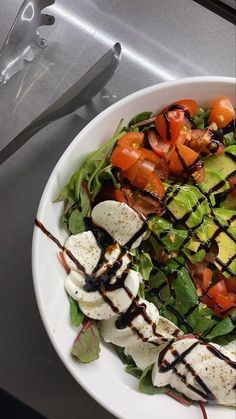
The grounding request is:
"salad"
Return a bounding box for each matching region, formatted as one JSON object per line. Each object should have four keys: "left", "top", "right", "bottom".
{"left": 36, "top": 96, "right": 236, "bottom": 415}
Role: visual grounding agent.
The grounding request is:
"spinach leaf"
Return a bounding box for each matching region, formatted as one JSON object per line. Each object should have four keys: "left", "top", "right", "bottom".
{"left": 71, "top": 320, "right": 100, "bottom": 363}
{"left": 115, "top": 346, "right": 135, "bottom": 365}
{"left": 139, "top": 364, "right": 169, "bottom": 395}
{"left": 205, "top": 316, "right": 235, "bottom": 341}
{"left": 68, "top": 295, "right": 84, "bottom": 327}
{"left": 213, "top": 331, "right": 236, "bottom": 346}
{"left": 129, "top": 112, "right": 152, "bottom": 127}
{"left": 68, "top": 208, "right": 85, "bottom": 234}
{"left": 126, "top": 364, "right": 142, "bottom": 379}
{"left": 138, "top": 251, "right": 153, "bottom": 281}
{"left": 172, "top": 268, "right": 198, "bottom": 315}
{"left": 223, "top": 132, "right": 236, "bottom": 146}
{"left": 193, "top": 305, "right": 217, "bottom": 335}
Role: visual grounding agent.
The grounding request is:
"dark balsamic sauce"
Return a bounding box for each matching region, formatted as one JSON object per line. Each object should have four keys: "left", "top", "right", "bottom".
{"left": 115, "top": 297, "right": 174, "bottom": 344}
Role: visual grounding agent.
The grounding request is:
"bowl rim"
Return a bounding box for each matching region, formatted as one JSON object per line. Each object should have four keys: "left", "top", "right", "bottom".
{"left": 32, "top": 75, "right": 235, "bottom": 419}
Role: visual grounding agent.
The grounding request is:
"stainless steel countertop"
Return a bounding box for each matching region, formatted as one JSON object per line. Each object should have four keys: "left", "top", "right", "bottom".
{"left": 0, "top": 1, "right": 235, "bottom": 418}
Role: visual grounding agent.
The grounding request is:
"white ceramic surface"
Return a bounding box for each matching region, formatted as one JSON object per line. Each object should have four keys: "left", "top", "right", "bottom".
{"left": 32, "top": 76, "right": 235, "bottom": 419}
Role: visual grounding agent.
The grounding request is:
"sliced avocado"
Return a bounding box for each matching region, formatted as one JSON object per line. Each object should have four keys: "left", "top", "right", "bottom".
{"left": 199, "top": 170, "right": 230, "bottom": 206}
{"left": 204, "top": 146, "right": 236, "bottom": 179}
{"left": 166, "top": 184, "right": 210, "bottom": 228}
{"left": 195, "top": 208, "right": 236, "bottom": 277}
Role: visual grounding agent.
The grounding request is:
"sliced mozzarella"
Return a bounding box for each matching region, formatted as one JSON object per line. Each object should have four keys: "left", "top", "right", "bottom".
{"left": 65, "top": 270, "right": 102, "bottom": 303}
{"left": 152, "top": 338, "right": 236, "bottom": 404}
{"left": 79, "top": 269, "right": 140, "bottom": 319}
{"left": 125, "top": 342, "right": 163, "bottom": 370}
{"left": 91, "top": 201, "right": 145, "bottom": 248}
{"left": 64, "top": 231, "right": 101, "bottom": 273}
{"left": 100, "top": 299, "right": 160, "bottom": 347}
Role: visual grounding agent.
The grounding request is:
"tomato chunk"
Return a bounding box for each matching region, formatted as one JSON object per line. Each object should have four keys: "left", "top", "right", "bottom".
{"left": 111, "top": 146, "right": 142, "bottom": 170}
{"left": 167, "top": 144, "right": 199, "bottom": 174}
{"left": 207, "top": 279, "right": 227, "bottom": 300}
{"left": 118, "top": 132, "right": 144, "bottom": 149}
{"left": 225, "top": 277, "right": 236, "bottom": 293}
{"left": 114, "top": 189, "right": 127, "bottom": 203}
{"left": 164, "top": 99, "right": 200, "bottom": 116}
{"left": 155, "top": 110, "right": 185, "bottom": 143}
{"left": 202, "top": 268, "right": 213, "bottom": 290}
{"left": 133, "top": 160, "right": 155, "bottom": 190}
{"left": 144, "top": 172, "right": 165, "bottom": 199}
{"left": 214, "top": 293, "right": 236, "bottom": 316}
{"left": 209, "top": 96, "right": 235, "bottom": 128}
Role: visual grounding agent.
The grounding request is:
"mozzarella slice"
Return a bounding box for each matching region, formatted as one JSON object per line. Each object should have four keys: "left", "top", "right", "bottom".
{"left": 152, "top": 338, "right": 236, "bottom": 404}
{"left": 64, "top": 231, "right": 101, "bottom": 273}
{"left": 91, "top": 201, "right": 145, "bottom": 248}
{"left": 65, "top": 270, "right": 102, "bottom": 303}
{"left": 125, "top": 342, "right": 163, "bottom": 370}
{"left": 79, "top": 269, "right": 140, "bottom": 319}
{"left": 100, "top": 299, "right": 160, "bottom": 347}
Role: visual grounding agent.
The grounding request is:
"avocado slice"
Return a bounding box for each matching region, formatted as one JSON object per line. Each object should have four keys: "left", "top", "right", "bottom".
{"left": 196, "top": 208, "right": 236, "bottom": 277}
{"left": 199, "top": 170, "right": 230, "bottom": 206}
{"left": 204, "top": 146, "right": 236, "bottom": 179}
{"left": 166, "top": 184, "right": 210, "bottom": 228}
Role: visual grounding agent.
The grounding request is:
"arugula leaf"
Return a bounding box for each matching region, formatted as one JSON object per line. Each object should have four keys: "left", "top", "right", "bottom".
{"left": 192, "top": 108, "right": 211, "bottom": 129}
{"left": 139, "top": 364, "right": 169, "bottom": 395}
{"left": 68, "top": 296, "right": 84, "bottom": 327}
{"left": 71, "top": 320, "right": 100, "bottom": 363}
{"left": 54, "top": 184, "right": 69, "bottom": 202}
{"left": 129, "top": 112, "right": 152, "bottom": 126}
{"left": 205, "top": 316, "right": 235, "bottom": 341}
{"left": 115, "top": 346, "right": 135, "bottom": 365}
{"left": 126, "top": 364, "right": 142, "bottom": 379}
{"left": 223, "top": 132, "right": 236, "bottom": 146}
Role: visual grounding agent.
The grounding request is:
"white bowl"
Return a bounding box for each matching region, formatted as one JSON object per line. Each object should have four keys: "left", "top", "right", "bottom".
{"left": 32, "top": 76, "right": 235, "bottom": 419}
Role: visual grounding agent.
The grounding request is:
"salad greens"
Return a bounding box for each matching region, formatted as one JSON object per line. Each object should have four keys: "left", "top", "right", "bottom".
{"left": 55, "top": 121, "right": 126, "bottom": 234}
{"left": 68, "top": 295, "right": 84, "bottom": 327}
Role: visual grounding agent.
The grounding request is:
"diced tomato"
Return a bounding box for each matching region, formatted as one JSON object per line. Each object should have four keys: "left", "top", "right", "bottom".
{"left": 229, "top": 177, "right": 236, "bottom": 198}
{"left": 167, "top": 144, "right": 199, "bottom": 174}
{"left": 224, "top": 277, "right": 236, "bottom": 293}
{"left": 172, "top": 99, "right": 200, "bottom": 116}
{"left": 144, "top": 172, "right": 165, "bottom": 199}
{"left": 209, "top": 96, "right": 235, "bottom": 128}
{"left": 202, "top": 268, "right": 213, "bottom": 290}
{"left": 155, "top": 110, "right": 185, "bottom": 143}
{"left": 148, "top": 129, "right": 170, "bottom": 156}
{"left": 133, "top": 160, "right": 155, "bottom": 189}
{"left": 139, "top": 147, "right": 169, "bottom": 179}
{"left": 111, "top": 146, "right": 142, "bottom": 170}
{"left": 122, "top": 160, "right": 140, "bottom": 183}
{"left": 214, "top": 293, "right": 236, "bottom": 317}
{"left": 114, "top": 189, "right": 127, "bottom": 203}
{"left": 207, "top": 279, "right": 227, "bottom": 300}
{"left": 118, "top": 132, "right": 144, "bottom": 149}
